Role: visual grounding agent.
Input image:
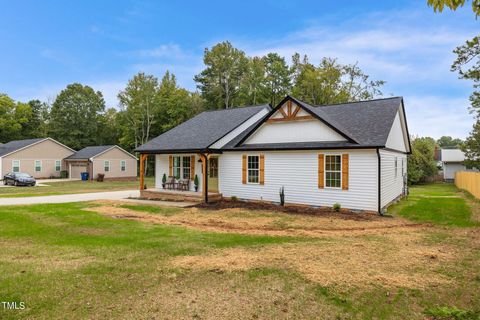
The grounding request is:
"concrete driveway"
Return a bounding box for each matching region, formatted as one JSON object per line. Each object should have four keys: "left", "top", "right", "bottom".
{"left": 0, "top": 190, "right": 140, "bottom": 206}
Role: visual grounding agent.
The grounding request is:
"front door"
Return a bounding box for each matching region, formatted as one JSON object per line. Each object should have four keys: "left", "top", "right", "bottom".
{"left": 208, "top": 157, "right": 219, "bottom": 192}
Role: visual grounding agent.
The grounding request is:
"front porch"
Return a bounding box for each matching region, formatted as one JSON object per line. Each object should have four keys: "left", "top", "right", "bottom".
{"left": 140, "top": 188, "right": 222, "bottom": 202}
{"left": 138, "top": 152, "right": 220, "bottom": 204}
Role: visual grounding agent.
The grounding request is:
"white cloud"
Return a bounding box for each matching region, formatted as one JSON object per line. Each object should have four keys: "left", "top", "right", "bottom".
{"left": 136, "top": 44, "right": 187, "bottom": 59}
{"left": 405, "top": 96, "right": 474, "bottom": 139}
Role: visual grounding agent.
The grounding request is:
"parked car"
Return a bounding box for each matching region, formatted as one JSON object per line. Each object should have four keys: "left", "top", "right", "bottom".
{"left": 3, "top": 172, "right": 36, "bottom": 186}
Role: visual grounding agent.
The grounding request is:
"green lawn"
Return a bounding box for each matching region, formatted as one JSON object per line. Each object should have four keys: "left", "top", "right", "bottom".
{"left": 0, "top": 184, "right": 479, "bottom": 319}
{"left": 390, "top": 183, "right": 480, "bottom": 227}
{"left": 0, "top": 177, "right": 154, "bottom": 198}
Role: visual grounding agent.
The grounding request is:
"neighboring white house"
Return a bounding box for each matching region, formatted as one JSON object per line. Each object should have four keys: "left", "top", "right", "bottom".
{"left": 440, "top": 149, "right": 476, "bottom": 181}
{"left": 136, "top": 95, "right": 411, "bottom": 213}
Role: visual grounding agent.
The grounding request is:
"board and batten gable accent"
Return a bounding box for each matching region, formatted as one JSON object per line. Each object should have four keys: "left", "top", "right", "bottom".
{"left": 380, "top": 149, "right": 407, "bottom": 208}
{"left": 318, "top": 154, "right": 324, "bottom": 189}
{"left": 267, "top": 100, "right": 314, "bottom": 122}
{"left": 219, "top": 150, "right": 378, "bottom": 211}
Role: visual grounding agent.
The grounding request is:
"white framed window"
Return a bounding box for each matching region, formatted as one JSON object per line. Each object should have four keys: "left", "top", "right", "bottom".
{"left": 395, "top": 157, "right": 398, "bottom": 178}
{"left": 247, "top": 155, "right": 259, "bottom": 184}
{"left": 173, "top": 156, "right": 192, "bottom": 179}
{"left": 182, "top": 156, "right": 191, "bottom": 179}
{"left": 120, "top": 160, "right": 126, "bottom": 172}
{"left": 104, "top": 160, "right": 110, "bottom": 172}
{"left": 35, "top": 160, "right": 42, "bottom": 172}
{"left": 325, "top": 155, "right": 342, "bottom": 188}
{"left": 12, "top": 160, "right": 20, "bottom": 173}
{"left": 55, "top": 160, "right": 61, "bottom": 172}
{"left": 173, "top": 156, "right": 181, "bottom": 178}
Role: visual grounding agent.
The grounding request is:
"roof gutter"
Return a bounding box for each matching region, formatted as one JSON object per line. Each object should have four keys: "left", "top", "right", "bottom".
{"left": 134, "top": 148, "right": 223, "bottom": 155}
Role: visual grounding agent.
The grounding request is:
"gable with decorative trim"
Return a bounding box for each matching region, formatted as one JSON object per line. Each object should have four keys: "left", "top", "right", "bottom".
{"left": 244, "top": 100, "right": 347, "bottom": 144}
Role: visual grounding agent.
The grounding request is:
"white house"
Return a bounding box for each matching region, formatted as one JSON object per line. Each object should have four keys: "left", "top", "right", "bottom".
{"left": 440, "top": 149, "right": 476, "bottom": 181}
{"left": 135, "top": 96, "right": 411, "bottom": 213}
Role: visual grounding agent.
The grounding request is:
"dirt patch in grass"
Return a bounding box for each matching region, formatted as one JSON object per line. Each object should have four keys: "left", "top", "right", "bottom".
{"left": 0, "top": 240, "right": 96, "bottom": 273}
{"left": 171, "top": 232, "right": 458, "bottom": 289}
{"left": 86, "top": 203, "right": 427, "bottom": 238}
{"left": 85, "top": 202, "right": 462, "bottom": 289}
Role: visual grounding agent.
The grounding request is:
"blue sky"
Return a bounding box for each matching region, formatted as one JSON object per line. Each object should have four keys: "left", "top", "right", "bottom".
{"left": 0, "top": 1, "right": 478, "bottom": 139}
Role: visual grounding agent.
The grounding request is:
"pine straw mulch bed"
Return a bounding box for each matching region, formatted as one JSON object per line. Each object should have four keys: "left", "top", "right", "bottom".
{"left": 192, "top": 199, "right": 379, "bottom": 221}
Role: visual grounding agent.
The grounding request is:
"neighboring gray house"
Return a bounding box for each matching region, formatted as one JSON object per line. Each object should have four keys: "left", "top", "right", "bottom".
{"left": 64, "top": 145, "right": 137, "bottom": 180}
{"left": 440, "top": 149, "right": 476, "bottom": 181}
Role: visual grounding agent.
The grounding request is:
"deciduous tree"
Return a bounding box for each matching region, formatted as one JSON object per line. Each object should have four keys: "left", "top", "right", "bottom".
{"left": 49, "top": 83, "right": 106, "bottom": 150}
{"left": 263, "top": 53, "right": 291, "bottom": 106}
{"left": 194, "top": 41, "right": 248, "bottom": 109}
{"left": 408, "top": 137, "right": 438, "bottom": 184}
{"left": 118, "top": 73, "right": 159, "bottom": 148}
{"left": 462, "top": 120, "right": 480, "bottom": 169}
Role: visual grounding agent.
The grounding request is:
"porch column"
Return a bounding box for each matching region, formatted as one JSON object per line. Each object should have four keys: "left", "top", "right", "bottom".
{"left": 199, "top": 153, "right": 209, "bottom": 203}
{"left": 68, "top": 163, "right": 72, "bottom": 180}
{"left": 139, "top": 154, "right": 147, "bottom": 190}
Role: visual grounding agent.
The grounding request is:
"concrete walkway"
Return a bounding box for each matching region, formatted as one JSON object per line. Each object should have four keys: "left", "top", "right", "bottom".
{"left": 0, "top": 190, "right": 140, "bottom": 206}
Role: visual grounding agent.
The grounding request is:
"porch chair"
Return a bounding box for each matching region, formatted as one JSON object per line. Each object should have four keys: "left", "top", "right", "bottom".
{"left": 178, "top": 179, "right": 190, "bottom": 191}
{"left": 165, "top": 176, "right": 176, "bottom": 190}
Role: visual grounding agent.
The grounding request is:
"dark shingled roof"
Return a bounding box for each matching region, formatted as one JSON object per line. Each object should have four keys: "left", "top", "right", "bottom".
{"left": 65, "top": 145, "right": 115, "bottom": 160}
{"left": 314, "top": 97, "right": 403, "bottom": 146}
{"left": 224, "top": 96, "right": 404, "bottom": 150}
{"left": 0, "top": 138, "right": 45, "bottom": 157}
{"left": 135, "top": 105, "right": 270, "bottom": 153}
{"left": 135, "top": 96, "right": 406, "bottom": 153}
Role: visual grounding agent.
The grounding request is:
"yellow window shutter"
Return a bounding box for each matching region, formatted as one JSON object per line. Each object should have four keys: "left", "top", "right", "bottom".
{"left": 242, "top": 155, "right": 247, "bottom": 184}
{"left": 190, "top": 155, "right": 195, "bottom": 180}
{"left": 342, "top": 154, "right": 349, "bottom": 190}
{"left": 259, "top": 154, "right": 265, "bottom": 185}
{"left": 318, "top": 154, "right": 324, "bottom": 189}
{"left": 168, "top": 155, "right": 173, "bottom": 176}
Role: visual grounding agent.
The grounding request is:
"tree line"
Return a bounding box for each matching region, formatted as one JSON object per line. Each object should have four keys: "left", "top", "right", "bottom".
{"left": 0, "top": 41, "right": 386, "bottom": 152}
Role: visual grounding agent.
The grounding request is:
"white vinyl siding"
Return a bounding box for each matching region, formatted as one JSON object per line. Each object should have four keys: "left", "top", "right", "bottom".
{"left": 55, "top": 160, "right": 61, "bottom": 172}
{"left": 442, "top": 163, "right": 466, "bottom": 180}
{"left": 219, "top": 150, "right": 378, "bottom": 211}
{"left": 245, "top": 120, "right": 346, "bottom": 144}
{"left": 385, "top": 108, "right": 409, "bottom": 153}
{"left": 380, "top": 149, "right": 407, "bottom": 208}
